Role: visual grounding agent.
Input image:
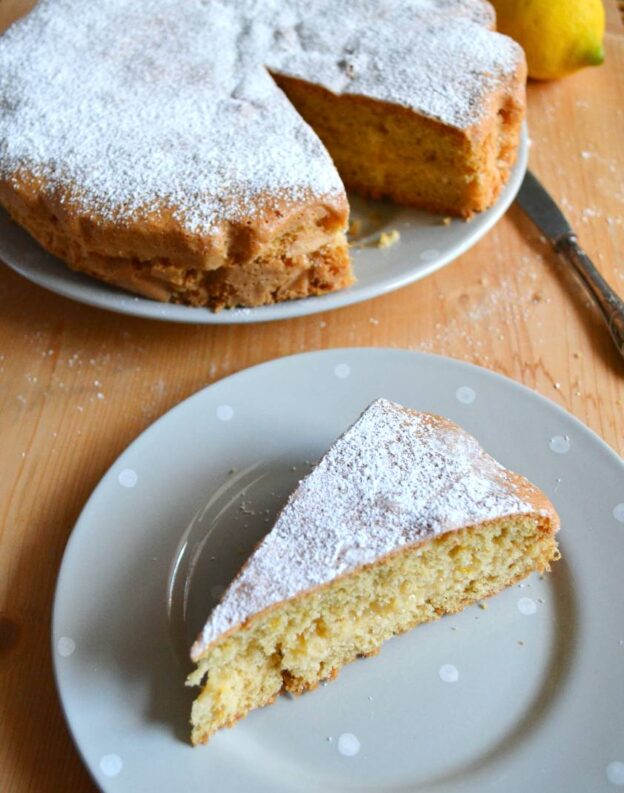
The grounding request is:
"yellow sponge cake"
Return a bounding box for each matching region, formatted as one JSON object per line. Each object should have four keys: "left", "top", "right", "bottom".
{"left": 188, "top": 399, "right": 559, "bottom": 744}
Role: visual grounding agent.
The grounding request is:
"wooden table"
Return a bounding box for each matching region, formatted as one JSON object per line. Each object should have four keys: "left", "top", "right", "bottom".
{"left": 1, "top": 2, "right": 622, "bottom": 790}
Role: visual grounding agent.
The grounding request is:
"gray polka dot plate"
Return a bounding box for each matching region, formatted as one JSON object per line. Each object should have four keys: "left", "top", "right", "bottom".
{"left": 52, "top": 348, "right": 624, "bottom": 791}
{"left": 1, "top": 132, "right": 527, "bottom": 324}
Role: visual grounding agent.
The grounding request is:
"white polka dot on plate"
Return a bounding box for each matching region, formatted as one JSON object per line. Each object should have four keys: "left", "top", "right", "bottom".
{"left": 334, "top": 363, "right": 351, "bottom": 379}
{"left": 57, "top": 637, "right": 76, "bottom": 657}
{"left": 100, "top": 754, "right": 123, "bottom": 777}
{"left": 517, "top": 597, "right": 537, "bottom": 616}
{"left": 607, "top": 761, "right": 624, "bottom": 786}
{"left": 420, "top": 249, "right": 440, "bottom": 262}
{"left": 216, "top": 404, "right": 234, "bottom": 422}
{"left": 439, "top": 663, "right": 459, "bottom": 683}
{"left": 613, "top": 504, "right": 624, "bottom": 523}
{"left": 455, "top": 386, "right": 476, "bottom": 405}
{"left": 549, "top": 435, "right": 570, "bottom": 454}
{"left": 118, "top": 469, "right": 138, "bottom": 488}
{"left": 337, "top": 733, "right": 360, "bottom": 756}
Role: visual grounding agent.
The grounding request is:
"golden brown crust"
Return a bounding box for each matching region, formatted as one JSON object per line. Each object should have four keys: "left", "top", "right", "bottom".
{"left": 0, "top": 171, "right": 351, "bottom": 310}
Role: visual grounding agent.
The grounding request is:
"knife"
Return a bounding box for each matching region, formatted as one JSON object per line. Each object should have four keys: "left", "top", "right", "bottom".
{"left": 516, "top": 170, "right": 624, "bottom": 360}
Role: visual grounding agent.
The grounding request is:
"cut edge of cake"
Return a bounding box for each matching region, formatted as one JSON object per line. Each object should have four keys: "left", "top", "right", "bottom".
{"left": 271, "top": 69, "right": 526, "bottom": 219}
{"left": 269, "top": 10, "right": 528, "bottom": 218}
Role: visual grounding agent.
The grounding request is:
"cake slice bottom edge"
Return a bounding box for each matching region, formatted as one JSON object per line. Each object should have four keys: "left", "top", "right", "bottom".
{"left": 188, "top": 513, "right": 559, "bottom": 745}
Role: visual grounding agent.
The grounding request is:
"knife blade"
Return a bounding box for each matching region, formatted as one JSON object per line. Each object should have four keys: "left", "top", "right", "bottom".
{"left": 515, "top": 169, "right": 573, "bottom": 246}
{"left": 515, "top": 170, "right": 624, "bottom": 360}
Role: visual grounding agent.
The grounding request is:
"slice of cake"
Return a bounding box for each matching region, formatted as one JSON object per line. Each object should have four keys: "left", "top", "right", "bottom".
{"left": 188, "top": 399, "right": 560, "bottom": 745}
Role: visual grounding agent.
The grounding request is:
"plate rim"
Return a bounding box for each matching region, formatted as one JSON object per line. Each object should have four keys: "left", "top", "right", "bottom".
{"left": 51, "top": 347, "right": 624, "bottom": 792}
{"left": 3, "top": 130, "right": 528, "bottom": 325}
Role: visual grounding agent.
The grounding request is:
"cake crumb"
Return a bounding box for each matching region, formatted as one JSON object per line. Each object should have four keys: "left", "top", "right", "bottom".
{"left": 478, "top": 602, "right": 488, "bottom": 610}
{"left": 377, "top": 229, "right": 400, "bottom": 249}
{"left": 338, "top": 58, "right": 356, "bottom": 78}
{"left": 348, "top": 218, "right": 363, "bottom": 236}
{"left": 439, "top": 216, "right": 452, "bottom": 226}
{"left": 517, "top": 640, "right": 524, "bottom": 646}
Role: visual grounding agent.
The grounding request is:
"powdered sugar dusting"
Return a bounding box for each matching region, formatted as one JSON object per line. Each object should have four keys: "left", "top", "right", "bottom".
{"left": 192, "top": 399, "right": 539, "bottom": 657}
{"left": 0, "top": 0, "right": 344, "bottom": 233}
{"left": 268, "top": 1, "right": 522, "bottom": 129}
{"left": 0, "top": 0, "right": 521, "bottom": 233}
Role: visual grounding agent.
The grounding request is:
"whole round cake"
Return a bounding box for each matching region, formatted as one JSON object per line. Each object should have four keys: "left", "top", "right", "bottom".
{"left": 0, "top": 0, "right": 526, "bottom": 310}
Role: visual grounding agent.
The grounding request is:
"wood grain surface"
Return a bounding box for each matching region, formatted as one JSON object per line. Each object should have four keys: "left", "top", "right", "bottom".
{"left": 0, "top": 2, "right": 622, "bottom": 790}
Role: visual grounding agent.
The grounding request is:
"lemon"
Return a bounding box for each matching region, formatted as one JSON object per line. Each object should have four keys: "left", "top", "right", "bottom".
{"left": 491, "top": 0, "right": 605, "bottom": 80}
